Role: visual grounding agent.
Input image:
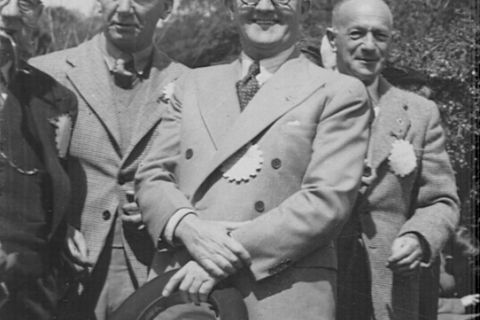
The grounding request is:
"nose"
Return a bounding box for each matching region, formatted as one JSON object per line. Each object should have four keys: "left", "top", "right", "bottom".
{"left": 116, "top": 0, "right": 134, "bottom": 14}
{"left": 255, "top": 0, "right": 275, "bottom": 11}
{"left": 361, "top": 32, "right": 377, "bottom": 51}
{"left": 1, "top": 0, "right": 21, "bottom": 19}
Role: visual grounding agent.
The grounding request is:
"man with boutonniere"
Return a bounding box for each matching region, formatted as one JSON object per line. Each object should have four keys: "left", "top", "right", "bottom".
{"left": 326, "top": 1, "right": 460, "bottom": 319}
{"left": 0, "top": 0, "right": 78, "bottom": 319}
{"left": 30, "top": 0, "right": 188, "bottom": 318}
{"left": 135, "top": 0, "right": 371, "bottom": 319}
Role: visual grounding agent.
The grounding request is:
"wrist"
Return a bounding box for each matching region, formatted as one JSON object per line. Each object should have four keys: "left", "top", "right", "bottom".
{"left": 174, "top": 214, "right": 199, "bottom": 242}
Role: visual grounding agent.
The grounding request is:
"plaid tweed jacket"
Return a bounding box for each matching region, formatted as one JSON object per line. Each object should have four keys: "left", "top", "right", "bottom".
{"left": 30, "top": 35, "right": 188, "bottom": 286}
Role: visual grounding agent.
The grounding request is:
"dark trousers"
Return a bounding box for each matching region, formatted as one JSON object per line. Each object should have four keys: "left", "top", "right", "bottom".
{"left": 0, "top": 268, "right": 64, "bottom": 320}
{"left": 336, "top": 234, "right": 373, "bottom": 320}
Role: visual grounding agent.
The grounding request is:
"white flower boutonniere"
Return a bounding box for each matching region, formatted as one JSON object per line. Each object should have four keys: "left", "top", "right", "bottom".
{"left": 159, "top": 82, "right": 175, "bottom": 104}
{"left": 388, "top": 139, "right": 417, "bottom": 177}
{"left": 49, "top": 114, "right": 73, "bottom": 158}
{"left": 221, "top": 144, "right": 264, "bottom": 184}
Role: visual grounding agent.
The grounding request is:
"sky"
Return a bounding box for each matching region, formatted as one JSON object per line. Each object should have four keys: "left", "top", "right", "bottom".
{"left": 43, "top": 0, "right": 98, "bottom": 16}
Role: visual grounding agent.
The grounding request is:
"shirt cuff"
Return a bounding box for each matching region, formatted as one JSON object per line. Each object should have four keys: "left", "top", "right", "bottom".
{"left": 163, "top": 208, "right": 197, "bottom": 246}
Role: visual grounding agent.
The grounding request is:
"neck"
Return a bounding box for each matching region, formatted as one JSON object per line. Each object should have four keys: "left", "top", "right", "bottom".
{"left": 367, "top": 76, "right": 380, "bottom": 105}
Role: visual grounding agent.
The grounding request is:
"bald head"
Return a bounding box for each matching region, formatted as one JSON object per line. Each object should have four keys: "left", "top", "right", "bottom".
{"left": 327, "top": 0, "right": 393, "bottom": 85}
{"left": 332, "top": 0, "right": 393, "bottom": 29}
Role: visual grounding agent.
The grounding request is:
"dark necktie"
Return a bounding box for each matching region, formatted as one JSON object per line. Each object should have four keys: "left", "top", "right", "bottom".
{"left": 236, "top": 61, "right": 260, "bottom": 111}
{"left": 112, "top": 58, "right": 137, "bottom": 89}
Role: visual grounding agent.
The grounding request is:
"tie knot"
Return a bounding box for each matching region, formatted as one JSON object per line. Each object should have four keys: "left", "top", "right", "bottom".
{"left": 247, "top": 61, "right": 260, "bottom": 78}
{"left": 112, "top": 58, "right": 137, "bottom": 89}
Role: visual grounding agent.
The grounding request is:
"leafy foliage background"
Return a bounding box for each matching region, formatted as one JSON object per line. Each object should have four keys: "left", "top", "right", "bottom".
{"left": 33, "top": 0, "right": 478, "bottom": 290}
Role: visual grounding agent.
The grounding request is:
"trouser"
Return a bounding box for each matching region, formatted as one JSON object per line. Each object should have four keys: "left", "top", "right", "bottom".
{"left": 0, "top": 266, "right": 64, "bottom": 320}
{"left": 336, "top": 234, "right": 373, "bottom": 320}
{"left": 63, "top": 217, "right": 137, "bottom": 320}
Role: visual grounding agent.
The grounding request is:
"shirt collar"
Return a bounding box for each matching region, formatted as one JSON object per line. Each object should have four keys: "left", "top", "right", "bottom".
{"left": 99, "top": 33, "right": 153, "bottom": 75}
{"left": 240, "top": 46, "right": 295, "bottom": 85}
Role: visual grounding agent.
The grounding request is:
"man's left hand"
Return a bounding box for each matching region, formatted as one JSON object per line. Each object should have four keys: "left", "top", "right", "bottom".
{"left": 162, "top": 261, "right": 220, "bottom": 305}
{"left": 387, "top": 234, "right": 424, "bottom": 276}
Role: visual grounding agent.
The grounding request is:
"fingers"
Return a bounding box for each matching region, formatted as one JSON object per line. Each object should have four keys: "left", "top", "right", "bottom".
{"left": 224, "top": 237, "right": 251, "bottom": 267}
{"left": 121, "top": 213, "right": 142, "bottom": 224}
{"left": 198, "top": 279, "right": 216, "bottom": 302}
{"left": 122, "top": 202, "right": 140, "bottom": 215}
{"left": 163, "top": 267, "right": 186, "bottom": 297}
{"left": 391, "top": 259, "right": 421, "bottom": 277}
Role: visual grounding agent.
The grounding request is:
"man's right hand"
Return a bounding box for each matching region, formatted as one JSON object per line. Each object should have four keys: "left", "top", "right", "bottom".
{"left": 65, "top": 225, "right": 93, "bottom": 273}
{"left": 174, "top": 215, "right": 251, "bottom": 279}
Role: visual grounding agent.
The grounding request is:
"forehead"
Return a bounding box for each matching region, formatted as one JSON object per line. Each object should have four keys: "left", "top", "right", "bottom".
{"left": 336, "top": 2, "right": 392, "bottom": 32}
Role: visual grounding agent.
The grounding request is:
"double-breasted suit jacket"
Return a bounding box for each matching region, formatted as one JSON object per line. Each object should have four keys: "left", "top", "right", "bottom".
{"left": 136, "top": 53, "right": 371, "bottom": 320}
{"left": 337, "top": 77, "right": 460, "bottom": 320}
{"left": 30, "top": 35, "right": 187, "bottom": 285}
{"left": 0, "top": 64, "right": 77, "bottom": 319}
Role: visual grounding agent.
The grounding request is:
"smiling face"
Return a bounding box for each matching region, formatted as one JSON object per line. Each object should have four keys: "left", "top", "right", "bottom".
{"left": 226, "top": 0, "right": 309, "bottom": 60}
{"left": 98, "top": 0, "right": 172, "bottom": 53}
{"left": 328, "top": 0, "right": 392, "bottom": 85}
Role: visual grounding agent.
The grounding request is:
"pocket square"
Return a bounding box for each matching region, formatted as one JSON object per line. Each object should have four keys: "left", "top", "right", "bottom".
{"left": 285, "top": 120, "right": 302, "bottom": 127}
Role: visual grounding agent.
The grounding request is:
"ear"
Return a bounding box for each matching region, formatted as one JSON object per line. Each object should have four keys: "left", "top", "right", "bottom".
{"left": 161, "top": 0, "right": 173, "bottom": 19}
{"left": 326, "top": 27, "right": 337, "bottom": 52}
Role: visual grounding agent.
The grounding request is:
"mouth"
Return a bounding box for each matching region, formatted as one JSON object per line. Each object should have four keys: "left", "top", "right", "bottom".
{"left": 251, "top": 18, "right": 279, "bottom": 27}
{"left": 110, "top": 22, "right": 139, "bottom": 30}
{"left": 357, "top": 57, "right": 380, "bottom": 64}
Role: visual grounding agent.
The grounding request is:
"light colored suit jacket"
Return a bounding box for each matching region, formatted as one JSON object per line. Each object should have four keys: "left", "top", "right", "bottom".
{"left": 136, "top": 53, "right": 371, "bottom": 320}
{"left": 338, "top": 77, "right": 460, "bottom": 320}
{"left": 30, "top": 34, "right": 188, "bottom": 285}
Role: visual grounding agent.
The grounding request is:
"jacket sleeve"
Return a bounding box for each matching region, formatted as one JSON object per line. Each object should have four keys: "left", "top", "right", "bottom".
{"left": 231, "top": 76, "right": 371, "bottom": 280}
{"left": 399, "top": 101, "right": 460, "bottom": 265}
{"left": 135, "top": 74, "right": 194, "bottom": 245}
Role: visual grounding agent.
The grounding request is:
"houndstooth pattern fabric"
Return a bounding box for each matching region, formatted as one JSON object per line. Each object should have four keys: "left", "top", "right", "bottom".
{"left": 236, "top": 61, "right": 260, "bottom": 111}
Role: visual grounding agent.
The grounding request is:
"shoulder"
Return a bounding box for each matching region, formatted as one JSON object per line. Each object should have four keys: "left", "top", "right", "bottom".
{"left": 29, "top": 37, "right": 94, "bottom": 76}
{"left": 13, "top": 65, "right": 77, "bottom": 114}
{"left": 386, "top": 85, "right": 439, "bottom": 120}
{"left": 291, "top": 55, "right": 368, "bottom": 99}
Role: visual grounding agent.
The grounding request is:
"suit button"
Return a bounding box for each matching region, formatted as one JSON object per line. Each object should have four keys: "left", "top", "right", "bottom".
{"left": 185, "top": 148, "right": 193, "bottom": 160}
{"left": 271, "top": 158, "right": 282, "bottom": 170}
{"left": 102, "top": 210, "right": 111, "bottom": 221}
{"left": 255, "top": 201, "right": 265, "bottom": 213}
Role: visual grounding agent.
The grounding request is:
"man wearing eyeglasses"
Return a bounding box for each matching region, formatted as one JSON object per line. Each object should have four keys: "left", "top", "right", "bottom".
{"left": 31, "top": 0, "right": 187, "bottom": 318}
{"left": 136, "top": 0, "right": 371, "bottom": 319}
{"left": 0, "top": 0, "right": 78, "bottom": 319}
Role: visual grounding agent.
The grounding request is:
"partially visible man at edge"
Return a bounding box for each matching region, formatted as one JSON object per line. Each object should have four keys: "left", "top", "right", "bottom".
{"left": 135, "top": 0, "right": 371, "bottom": 319}
{"left": 30, "top": 0, "right": 188, "bottom": 318}
{"left": 0, "top": 0, "right": 78, "bottom": 318}
{"left": 326, "top": 0, "right": 460, "bottom": 319}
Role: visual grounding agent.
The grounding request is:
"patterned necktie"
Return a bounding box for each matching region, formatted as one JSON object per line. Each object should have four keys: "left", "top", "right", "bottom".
{"left": 236, "top": 61, "right": 260, "bottom": 111}
{"left": 112, "top": 58, "right": 137, "bottom": 89}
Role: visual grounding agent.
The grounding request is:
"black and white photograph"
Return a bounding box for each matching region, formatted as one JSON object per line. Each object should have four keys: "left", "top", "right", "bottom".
{"left": 1, "top": 0, "right": 478, "bottom": 319}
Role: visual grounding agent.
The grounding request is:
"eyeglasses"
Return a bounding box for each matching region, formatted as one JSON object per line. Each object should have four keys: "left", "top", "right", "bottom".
{"left": 240, "top": 0, "right": 291, "bottom": 6}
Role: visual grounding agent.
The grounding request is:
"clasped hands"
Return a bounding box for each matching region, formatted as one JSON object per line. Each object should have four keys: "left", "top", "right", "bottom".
{"left": 162, "top": 214, "right": 251, "bottom": 304}
{"left": 387, "top": 233, "right": 426, "bottom": 277}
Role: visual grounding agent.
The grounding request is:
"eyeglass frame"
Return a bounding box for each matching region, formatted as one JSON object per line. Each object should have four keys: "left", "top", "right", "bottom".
{"left": 240, "top": 0, "right": 291, "bottom": 6}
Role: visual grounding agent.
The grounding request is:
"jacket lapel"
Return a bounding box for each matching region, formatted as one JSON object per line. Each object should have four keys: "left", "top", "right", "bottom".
{"left": 196, "top": 60, "right": 242, "bottom": 149}
{"left": 122, "top": 50, "right": 179, "bottom": 161}
{"left": 368, "top": 77, "right": 411, "bottom": 169}
{"left": 191, "top": 55, "right": 328, "bottom": 196}
{"left": 65, "top": 36, "right": 121, "bottom": 147}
